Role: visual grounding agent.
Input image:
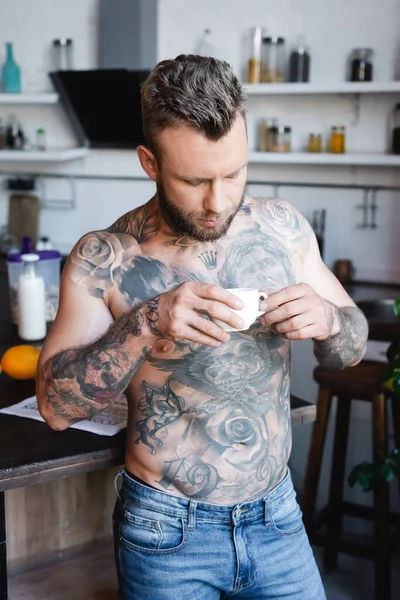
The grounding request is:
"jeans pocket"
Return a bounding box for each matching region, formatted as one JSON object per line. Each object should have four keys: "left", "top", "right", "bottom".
{"left": 269, "top": 490, "right": 304, "bottom": 536}
{"left": 120, "top": 505, "right": 187, "bottom": 555}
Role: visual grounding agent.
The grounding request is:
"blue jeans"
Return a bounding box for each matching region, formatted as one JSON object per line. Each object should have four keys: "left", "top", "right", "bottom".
{"left": 113, "top": 469, "right": 326, "bottom": 599}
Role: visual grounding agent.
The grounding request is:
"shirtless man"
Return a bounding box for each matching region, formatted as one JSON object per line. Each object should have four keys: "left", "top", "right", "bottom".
{"left": 36, "top": 55, "right": 368, "bottom": 600}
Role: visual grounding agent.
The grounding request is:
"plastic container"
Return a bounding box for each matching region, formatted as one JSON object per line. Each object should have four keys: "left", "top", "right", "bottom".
{"left": 7, "top": 250, "right": 61, "bottom": 324}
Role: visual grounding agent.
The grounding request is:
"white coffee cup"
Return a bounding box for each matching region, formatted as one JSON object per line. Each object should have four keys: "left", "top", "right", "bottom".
{"left": 212, "top": 288, "right": 267, "bottom": 332}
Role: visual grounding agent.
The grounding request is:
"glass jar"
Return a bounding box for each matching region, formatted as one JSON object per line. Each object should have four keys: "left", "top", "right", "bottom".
{"left": 261, "top": 37, "right": 285, "bottom": 83}
{"left": 52, "top": 38, "right": 73, "bottom": 71}
{"left": 269, "top": 126, "right": 291, "bottom": 152}
{"left": 329, "top": 126, "right": 346, "bottom": 153}
{"left": 247, "top": 27, "right": 263, "bottom": 83}
{"left": 350, "top": 48, "right": 373, "bottom": 82}
{"left": 307, "top": 133, "right": 322, "bottom": 153}
{"left": 258, "top": 118, "right": 279, "bottom": 151}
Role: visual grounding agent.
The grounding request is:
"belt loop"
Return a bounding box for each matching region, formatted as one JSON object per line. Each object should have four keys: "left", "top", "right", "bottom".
{"left": 114, "top": 468, "right": 124, "bottom": 500}
{"left": 263, "top": 497, "right": 268, "bottom": 526}
{"left": 187, "top": 500, "right": 197, "bottom": 531}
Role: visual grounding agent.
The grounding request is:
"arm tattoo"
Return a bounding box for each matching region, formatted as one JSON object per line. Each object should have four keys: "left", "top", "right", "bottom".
{"left": 41, "top": 307, "right": 153, "bottom": 426}
{"left": 145, "top": 296, "right": 161, "bottom": 335}
{"left": 314, "top": 304, "right": 368, "bottom": 370}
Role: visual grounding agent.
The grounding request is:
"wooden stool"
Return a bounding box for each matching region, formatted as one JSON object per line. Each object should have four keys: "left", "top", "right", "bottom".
{"left": 301, "top": 360, "right": 400, "bottom": 600}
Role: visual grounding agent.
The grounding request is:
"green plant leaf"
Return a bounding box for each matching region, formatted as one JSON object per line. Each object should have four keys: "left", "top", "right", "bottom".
{"left": 380, "top": 460, "right": 396, "bottom": 483}
{"left": 394, "top": 297, "right": 400, "bottom": 317}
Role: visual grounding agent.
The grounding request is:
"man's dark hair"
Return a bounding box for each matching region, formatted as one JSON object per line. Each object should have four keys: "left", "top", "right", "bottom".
{"left": 141, "top": 54, "right": 246, "bottom": 159}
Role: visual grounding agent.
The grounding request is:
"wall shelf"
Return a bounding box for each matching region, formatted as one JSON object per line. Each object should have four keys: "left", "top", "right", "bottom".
{"left": 243, "top": 82, "right": 400, "bottom": 96}
{"left": 0, "top": 148, "right": 88, "bottom": 163}
{"left": 0, "top": 93, "right": 59, "bottom": 105}
{"left": 248, "top": 151, "right": 400, "bottom": 167}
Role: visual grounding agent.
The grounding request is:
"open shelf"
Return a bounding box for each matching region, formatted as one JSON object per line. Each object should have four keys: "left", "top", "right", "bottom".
{"left": 243, "top": 82, "right": 400, "bottom": 96}
{"left": 248, "top": 151, "right": 400, "bottom": 167}
{"left": 0, "top": 148, "right": 88, "bottom": 163}
{"left": 0, "top": 93, "right": 58, "bottom": 105}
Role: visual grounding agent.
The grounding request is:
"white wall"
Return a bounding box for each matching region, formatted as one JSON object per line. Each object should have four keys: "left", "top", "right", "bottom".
{"left": 1, "top": 0, "right": 400, "bottom": 512}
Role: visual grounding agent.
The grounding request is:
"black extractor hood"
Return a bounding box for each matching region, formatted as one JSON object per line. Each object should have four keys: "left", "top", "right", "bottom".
{"left": 50, "top": 69, "right": 150, "bottom": 149}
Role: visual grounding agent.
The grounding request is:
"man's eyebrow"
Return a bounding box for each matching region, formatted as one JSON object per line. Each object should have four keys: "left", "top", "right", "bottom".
{"left": 174, "top": 162, "right": 248, "bottom": 183}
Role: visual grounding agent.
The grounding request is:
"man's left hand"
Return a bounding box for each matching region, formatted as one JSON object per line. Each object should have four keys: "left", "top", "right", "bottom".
{"left": 260, "top": 283, "right": 340, "bottom": 341}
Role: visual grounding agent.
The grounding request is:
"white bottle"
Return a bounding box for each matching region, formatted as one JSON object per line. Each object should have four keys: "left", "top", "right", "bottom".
{"left": 18, "top": 254, "right": 46, "bottom": 341}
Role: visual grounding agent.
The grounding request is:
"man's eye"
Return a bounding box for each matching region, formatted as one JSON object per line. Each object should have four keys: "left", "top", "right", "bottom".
{"left": 186, "top": 180, "right": 203, "bottom": 187}
{"left": 227, "top": 173, "right": 239, "bottom": 179}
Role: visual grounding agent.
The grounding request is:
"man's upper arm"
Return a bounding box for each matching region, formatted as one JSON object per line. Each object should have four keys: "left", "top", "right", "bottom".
{"left": 38, "top": 259, "right": 114, "bottom": 368}
{"left": 294, "top": 207, "right": 356, "bottom": 308}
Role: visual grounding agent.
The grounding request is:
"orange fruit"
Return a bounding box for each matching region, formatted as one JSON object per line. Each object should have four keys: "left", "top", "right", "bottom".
{"left": 0, "top": 345, "right": 41, "bottom": 380}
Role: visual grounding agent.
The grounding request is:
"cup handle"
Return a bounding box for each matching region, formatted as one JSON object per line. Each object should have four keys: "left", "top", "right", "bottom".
{"left": 258, "top": 292, "right": 268, "bottom": 316}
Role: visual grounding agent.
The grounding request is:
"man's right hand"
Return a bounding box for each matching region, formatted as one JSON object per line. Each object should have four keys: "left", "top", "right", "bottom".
{"left": 148, "top": 282, "right": 245, "bottom": 347}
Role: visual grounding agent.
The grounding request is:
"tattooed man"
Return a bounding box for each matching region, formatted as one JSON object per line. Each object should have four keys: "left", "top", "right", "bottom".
{"left": 37, "top": 55, "right": 367, "bottom": 600}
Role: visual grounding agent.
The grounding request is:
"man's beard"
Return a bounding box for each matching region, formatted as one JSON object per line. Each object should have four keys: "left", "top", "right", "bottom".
{"left": 156, "top": 181, "right": 245, "bottom": 242}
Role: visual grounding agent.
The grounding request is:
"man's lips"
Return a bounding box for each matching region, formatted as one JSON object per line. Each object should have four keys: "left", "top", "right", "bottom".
{"left": 200, "top": 218, "right": 224, "bottom": 227}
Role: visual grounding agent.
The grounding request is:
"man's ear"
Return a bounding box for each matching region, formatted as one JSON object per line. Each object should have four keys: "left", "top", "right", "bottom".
{"left": 137, "top": 146, "right": 159, "bottom": 181}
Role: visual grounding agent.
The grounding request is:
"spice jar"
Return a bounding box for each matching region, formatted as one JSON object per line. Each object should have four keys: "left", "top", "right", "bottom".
{"left": 247, "top": 27, "right": 263, "bottom": 84}
{"left": 350, "top": 48, "right": 373, "bottom": 82}
{"left": 261, "top": 37, "right": 285, "bottom": 83}
{"left": 329, "top": 126, "right": 346, "bottom": 153}
{"left": 307, "top": 133, "right": 322, "bottom": 153}
{"left": 269, "top": 126, "right": 291, "bottom": 152}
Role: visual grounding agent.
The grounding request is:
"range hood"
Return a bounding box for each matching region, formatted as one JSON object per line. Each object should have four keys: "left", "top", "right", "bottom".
{"left": 50, "top": 69, "right": 150, "bottom": 149}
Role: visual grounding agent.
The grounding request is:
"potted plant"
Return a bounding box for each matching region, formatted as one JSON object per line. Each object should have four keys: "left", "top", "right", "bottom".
{"left": 348, "top": 298, "right": 400, "bottom": 492}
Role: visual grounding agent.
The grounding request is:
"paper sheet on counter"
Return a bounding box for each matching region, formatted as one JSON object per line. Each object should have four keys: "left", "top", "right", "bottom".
{"left": 0, "top": 395, "right": 128, "bottom": 436}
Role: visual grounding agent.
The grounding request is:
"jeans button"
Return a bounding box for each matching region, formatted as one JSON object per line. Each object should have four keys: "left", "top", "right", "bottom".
{"left": 234, "top": 506, "right": 241, "bottom": 519}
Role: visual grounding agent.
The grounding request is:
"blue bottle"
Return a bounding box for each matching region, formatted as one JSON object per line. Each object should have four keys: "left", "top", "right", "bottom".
{"left": 2, "top": 43, "right": 22, "bottom": 94}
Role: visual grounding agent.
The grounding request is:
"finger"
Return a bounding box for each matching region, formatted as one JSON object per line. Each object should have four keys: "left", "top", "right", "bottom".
{"left": 261, "top": 298, "right": 310, "bottom": 326}
{"left": 263, "top": 284, "right": 309, "bottom": 312}
{"left": 280, "top": 324, "right": 320, "bottom": 341}
{"left": 272, "top": 313, "right": 314, "bottom": 334}
{"left": 199, "top": 300, "right": 245, "bottom": 331}
{"left": 193, "top": 283, "right": 244, "bottom": 310}
{"left": 190, "top": 313, "right": 231, "bottom": 343}
{"left": 185, "top": 324, "right": 226, "bottom": 347}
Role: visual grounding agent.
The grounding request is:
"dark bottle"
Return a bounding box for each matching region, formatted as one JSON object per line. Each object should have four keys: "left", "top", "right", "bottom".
{"left": 391, "top": 103, "right": 400, "bottom": 155}
{"left": 6, "top": 115, "right": 25, "bottom": 149}
{"left": 350, "top": 48, "right": 373, "bottom": 82}
{"left": 289, "top": 39, "right": 310, "bottom": 82}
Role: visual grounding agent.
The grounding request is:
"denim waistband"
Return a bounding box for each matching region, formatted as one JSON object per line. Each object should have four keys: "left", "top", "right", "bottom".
{"left": 118, "top": 467, "right": 295, "bottom": 525}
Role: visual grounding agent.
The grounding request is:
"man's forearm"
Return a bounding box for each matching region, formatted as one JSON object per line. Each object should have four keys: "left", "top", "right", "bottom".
{"left": 313, "top": 305, "right": 368, "bottom": 370}
{"left": 37, "top": 305, "right": 157, "bottom": 430}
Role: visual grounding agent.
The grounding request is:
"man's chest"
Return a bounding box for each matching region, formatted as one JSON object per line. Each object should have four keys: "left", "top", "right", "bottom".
{"left": 110, "top": 227, "right": 297, "bottom": 315}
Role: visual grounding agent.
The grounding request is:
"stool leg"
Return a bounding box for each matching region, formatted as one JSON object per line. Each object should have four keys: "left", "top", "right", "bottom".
{"left": 324, "top": 395, "right": 351, "bottom": 569}
{"left": 372, "top": 393, "right": 390, "bottom": 600}
{"left": 301, "top": 387, "right": 332, "bottom": 534}
{"left": 391, "top": 395, "right": 400, "bottom": 501}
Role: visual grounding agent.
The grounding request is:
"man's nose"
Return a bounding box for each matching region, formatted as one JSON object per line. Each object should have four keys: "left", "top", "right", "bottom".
{"left": 203, "top": 182, "right": 226, "bottom": 215}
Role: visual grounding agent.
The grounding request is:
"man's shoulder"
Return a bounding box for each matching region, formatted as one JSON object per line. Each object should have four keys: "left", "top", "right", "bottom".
{"left": 107, "top": 199, "right": 161, "bottom": 245}
{"left": 246, "top": 195, "right": 311, "bottom": 245}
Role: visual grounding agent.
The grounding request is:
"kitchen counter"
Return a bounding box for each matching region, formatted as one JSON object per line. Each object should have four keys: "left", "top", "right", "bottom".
{"left": 344, "top": 280, "right": 400, "bottom": 342}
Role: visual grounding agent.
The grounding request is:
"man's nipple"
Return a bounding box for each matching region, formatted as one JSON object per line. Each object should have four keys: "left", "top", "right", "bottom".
{"left": 152, "top": 339, "right": 176, "bottom": 356}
